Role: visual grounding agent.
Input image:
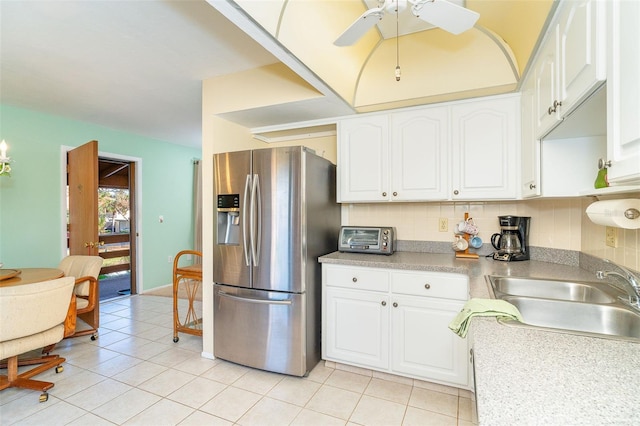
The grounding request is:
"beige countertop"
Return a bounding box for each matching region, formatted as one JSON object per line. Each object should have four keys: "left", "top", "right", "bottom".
{"left": 319, "top": 251, "right": 640, "bottom": 425}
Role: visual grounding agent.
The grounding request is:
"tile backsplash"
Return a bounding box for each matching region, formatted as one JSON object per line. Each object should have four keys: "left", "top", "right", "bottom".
{"left": 342, "top": 197, "right": 639, "bottom": 271}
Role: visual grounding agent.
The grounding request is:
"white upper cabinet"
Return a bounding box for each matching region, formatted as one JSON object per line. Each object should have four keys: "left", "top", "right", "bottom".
{"left": 520, "top": 75, "right": 540, "bottom": 198}
{"left": 534, "top": 27, "right": 561, "bottom": 137}
{"left": 605, "top": 0, "right": 640, "bottom": 185}
{"left": 390, "top": 108, "right": 449, "bottom": 200}
{"left": 559, "top": 0, "right": 606, "bottom": 111}
{"left": 338, "top": 95, "right": 519, "bottom": 202}
{"left": 338, "top": 107, "right": 448, "bottom": 202}
{"left": 337, "top": 116, "right": 389, "bottom": 202}
{"left": 534, "top": 0, "right": 606, "bottom": 138}
{"left": 451, "top": 96, "right": 519, "bottom": 200}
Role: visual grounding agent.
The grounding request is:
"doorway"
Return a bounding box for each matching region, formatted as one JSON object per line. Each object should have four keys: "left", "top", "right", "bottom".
{"left": 96, "top": 158, "right": 137, "bottom": 300}
{"left": 64, "top": 143, "right": 140, "bottom": 301}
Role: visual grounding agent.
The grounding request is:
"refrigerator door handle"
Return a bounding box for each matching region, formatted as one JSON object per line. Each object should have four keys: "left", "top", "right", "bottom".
{"left": 250, "top": 173, "right": 261, "bottom": 266}
{"left": 242, "top": 174, "right": 251, "bottom": 266}
{"left": 218, "top": 290, "right": 292, "bottom": 305}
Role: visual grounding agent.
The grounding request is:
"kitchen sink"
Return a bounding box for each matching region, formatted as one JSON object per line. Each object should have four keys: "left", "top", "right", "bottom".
{"left": 488, "top": 276, "right": 619, "bottom": 303}
{"left": 500, "top": 296, "right": 640, "bottom": 340}
{"left": 486, "top": 275, "right": 640, "bottom": 342}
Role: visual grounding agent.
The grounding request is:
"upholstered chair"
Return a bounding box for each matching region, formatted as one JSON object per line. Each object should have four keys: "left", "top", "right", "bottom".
{"left": 58, "top": 255, "right": 103, "bottom": 340}
{"left": 0, "top": 276, "right": 75, "bottom": 401}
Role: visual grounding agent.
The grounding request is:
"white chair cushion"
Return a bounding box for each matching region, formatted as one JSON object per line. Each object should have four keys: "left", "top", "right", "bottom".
{"left": 58, "top": 256, "right": 103, "bottom": 296}
{"left": 0, "top": 324, "right": 64, "bottom": 360}
{"left": 76, "top": 297, "right": 89, "bottom": 310}
{"left": 0, "top": 277, "right": 75, "bottom": 341}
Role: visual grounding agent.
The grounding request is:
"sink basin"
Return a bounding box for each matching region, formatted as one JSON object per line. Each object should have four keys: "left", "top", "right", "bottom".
{"left": 500, "top": 296, "right": 640, "bottom": 341}
{"left": 486, "top": 276, "right": 640, "bottom": 342}
{"left": 487, "top": 276, "right": 619, "bottom": 303}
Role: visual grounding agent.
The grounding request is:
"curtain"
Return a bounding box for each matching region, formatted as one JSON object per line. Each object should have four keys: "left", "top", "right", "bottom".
{"left": 193, "top": 160, "right": 203, "bottom": 260}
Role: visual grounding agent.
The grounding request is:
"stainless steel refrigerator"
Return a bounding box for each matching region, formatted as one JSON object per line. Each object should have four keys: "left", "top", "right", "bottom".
{"left": 213, "top": 146, "right": 340, "bottom": 376}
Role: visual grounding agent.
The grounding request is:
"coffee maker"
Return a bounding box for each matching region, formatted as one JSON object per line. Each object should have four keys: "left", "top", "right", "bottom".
{"left": 491, "top": 216, "right": 531, "bottom": 261}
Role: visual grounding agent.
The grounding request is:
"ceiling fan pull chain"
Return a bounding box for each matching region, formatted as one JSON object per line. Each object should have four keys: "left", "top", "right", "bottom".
{"left": 395, "top": 0, "right": 401, "bottom": 81}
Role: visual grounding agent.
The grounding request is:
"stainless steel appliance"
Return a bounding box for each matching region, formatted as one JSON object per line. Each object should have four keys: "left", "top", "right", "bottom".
{"left": 491, "top": 215, "right": 531, "bottom": 261}
{"left": 338, "top": 226, "right": 395, "bottom": 255}
{"left": 213, "top": 147, "right": 340, "bottom": 377}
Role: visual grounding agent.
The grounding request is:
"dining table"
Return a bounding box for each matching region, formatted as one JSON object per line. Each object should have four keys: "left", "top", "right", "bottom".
{"left": 0, "top": 268, "right": 65, "bottom": 287}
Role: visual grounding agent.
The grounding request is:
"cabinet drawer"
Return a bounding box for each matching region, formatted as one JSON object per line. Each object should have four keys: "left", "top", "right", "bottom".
{"left": 391, "top": 271, "right": 468, "bottom": 301}
{"left": 324, "top": 265, "right": 390, "bottom": 292}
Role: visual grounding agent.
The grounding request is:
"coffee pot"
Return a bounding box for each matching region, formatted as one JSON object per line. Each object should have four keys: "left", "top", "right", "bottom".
{"left": 491, "top": 231, "right": 521, "bottom": 253}
{"left": 491, "top": 216, "right": 531, "bottom": 261}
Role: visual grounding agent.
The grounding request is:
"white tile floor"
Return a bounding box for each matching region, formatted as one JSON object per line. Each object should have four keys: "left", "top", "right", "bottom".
{"left": 1, "top": 295, "right": 476, "bottom": 425}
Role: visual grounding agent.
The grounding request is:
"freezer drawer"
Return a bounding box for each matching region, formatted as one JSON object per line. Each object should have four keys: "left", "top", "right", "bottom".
{"left": 213, "top": 284, "right": 309, "bottom": 376}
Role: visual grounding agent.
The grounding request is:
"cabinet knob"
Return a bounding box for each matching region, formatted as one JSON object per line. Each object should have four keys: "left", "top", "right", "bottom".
{"left": 392, "top": 302, "right": 398, "bottom": 308}
{"left": 393, "top": 192, "right": 398, "bottom": 196}
{"left": 381, "top": 301, "right": 387, "bottom": 306}
{"left": 529, "top": 184, "right": 536, "bottom": 190}
{"left": 352, "top": 277, "right": 358, "bottom": 283}
{"left": 424, "top": 283, "right": 431, "bottom": 290}
{"left": 382, "top": 192, "right": 387, "bottom": 197}
{"left": 453, "top": 190, "right": 459, "bottom": 195}
{"left": 548, "top": 100, "right": 563, "bottom": 114}
{"left": 598, "top": 158, "right": 612, "bottom": 169}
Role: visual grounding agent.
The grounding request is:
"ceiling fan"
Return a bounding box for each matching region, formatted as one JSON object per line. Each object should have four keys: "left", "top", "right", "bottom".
{"left": 334, "top": 0, "right": 480, "bottom": 46}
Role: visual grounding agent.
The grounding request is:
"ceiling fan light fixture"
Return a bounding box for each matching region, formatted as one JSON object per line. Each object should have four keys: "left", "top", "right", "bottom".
{"left": 334, "top": 0, "right": 480, "bottom": 46}
{"left": 412, "top": 0, "right": 479, "bottom": 35}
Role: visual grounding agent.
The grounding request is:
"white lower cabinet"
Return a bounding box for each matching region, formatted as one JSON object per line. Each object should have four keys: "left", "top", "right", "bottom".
{"left": 391, "top": 295, "right": 467, "bottom": 385}
{"left": 322, "top": 264, "right": 470, "bottom": 388}
{"left": 324, "top": 287, "right": 389, "bottom": 370}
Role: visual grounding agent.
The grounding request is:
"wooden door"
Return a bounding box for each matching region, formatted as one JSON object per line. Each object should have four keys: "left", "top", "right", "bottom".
{"left": 68, "top": 140, "right": 99, "bottom": 255}
{"left": 128, "top": 161, "right": 137, "bottom": 294}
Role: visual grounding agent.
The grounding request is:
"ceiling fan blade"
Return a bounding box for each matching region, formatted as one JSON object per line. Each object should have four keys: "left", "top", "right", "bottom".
{"left": 413, "top": 0, "right": 480, "bottom": 35}
{"left": 334, "top": 7, "right": 385, "bottom": 46}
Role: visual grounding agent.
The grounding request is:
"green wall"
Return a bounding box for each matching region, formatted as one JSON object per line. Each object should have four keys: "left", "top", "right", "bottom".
{"left": 0, "top": 104, "right": 201, "bottom": 291}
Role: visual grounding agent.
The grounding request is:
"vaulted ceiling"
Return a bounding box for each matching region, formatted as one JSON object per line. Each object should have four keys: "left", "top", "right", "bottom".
{"left": 1, "top": 1, "right": 555, "bottom": 147}
{"left": 211, "top": 0, "right": 555, "bottom": 124}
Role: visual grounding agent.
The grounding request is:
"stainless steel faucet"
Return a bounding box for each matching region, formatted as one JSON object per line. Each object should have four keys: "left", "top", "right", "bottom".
{"left": 596, "top": 259, "right": 640, "bottom": 309}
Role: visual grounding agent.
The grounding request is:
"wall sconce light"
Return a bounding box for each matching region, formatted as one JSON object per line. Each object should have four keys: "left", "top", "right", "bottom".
{"left": 0, "top": 140, "right": 12, "bottom": 177}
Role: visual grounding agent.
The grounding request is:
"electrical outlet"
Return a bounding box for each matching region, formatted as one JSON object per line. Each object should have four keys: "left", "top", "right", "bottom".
{"left": 168, "top": 255, "right": 173, "bottom": 263}
{"left": 605, "top": 226, "right": 618, "bottom": 248}
{"left": 438, "top": 218, "right": 448, "bottom": 232}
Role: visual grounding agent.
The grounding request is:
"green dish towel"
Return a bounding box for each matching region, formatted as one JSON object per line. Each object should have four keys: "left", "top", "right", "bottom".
{"left": 448, "top": 298, "right": 523, "bottom": 338}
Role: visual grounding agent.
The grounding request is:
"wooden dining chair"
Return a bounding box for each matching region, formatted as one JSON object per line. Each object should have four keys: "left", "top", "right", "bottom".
{"left": 58, "top": 255, "right": 103, "bottom": 340}
{"left": 0, "top": 276, "right": 76, "bottom": 402}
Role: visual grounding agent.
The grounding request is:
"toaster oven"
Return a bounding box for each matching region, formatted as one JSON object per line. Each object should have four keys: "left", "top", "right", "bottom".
{"left": 338, "top": 226, "right": 395, "bottom": 255}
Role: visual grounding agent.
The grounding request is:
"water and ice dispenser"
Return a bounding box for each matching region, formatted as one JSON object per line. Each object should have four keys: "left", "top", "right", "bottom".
{"left": 217, "top": 194, "right": 240, "bottom": 245}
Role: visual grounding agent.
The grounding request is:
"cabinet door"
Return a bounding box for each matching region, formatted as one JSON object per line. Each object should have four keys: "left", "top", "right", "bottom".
{"left": 337, "top": 116, "right": 389, "bottom": 202}
{"left": 520, "top": 76, "right": 540, "bottom": 198}
{"left": 535, "top": 25, "right": 561, "bottom": 138}
{"left": 451, "top": 96, "right": 519, "bottom": 200}
{"left": 324, "top": 287, "right": 389, "bottom": 370}
{"left": 390, "top": 108, "right": 449, "bottom": 200}
{"left": 391, "top": 295, "right": 468, "bottom": 386}
{"left": 558, "top": 0, "right": 606, "bottom": 114}
{"left": 606, "top": 0, "right": 640, "bottom": 185}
